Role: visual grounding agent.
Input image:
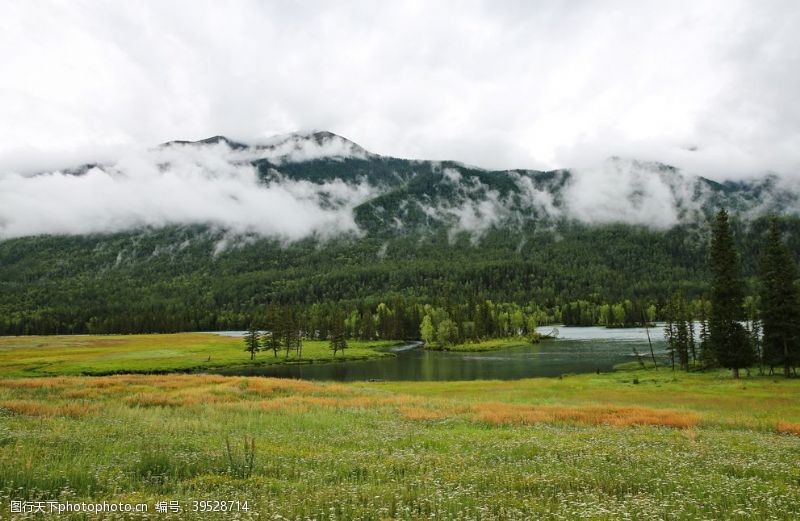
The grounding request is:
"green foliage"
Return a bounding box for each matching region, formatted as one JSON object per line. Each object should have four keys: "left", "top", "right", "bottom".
{"left": 435, "top": 319, "right": 457, "bottom": 347}
{"left": 419, "top": 315, "right": 434, "bottom": 345}
{"left": 708, "top": 209, "right": 755, "bottom": 376}
{"left": 1, "top": 216, "right": 799, "bottom": 337}
{"left": 759, "top": 217, "right": 800, "bottom": 376}
{"left": 225, "top": 435, "right": 256, "bottom": 479}
{"left": 243, "top": 323, "right": 260, "bottom": 360}
{"left": 329, "top": 309, "right": 348, "bottom": 356}
{"left": 663, "top": 292, "right": 691, "bottom": 371}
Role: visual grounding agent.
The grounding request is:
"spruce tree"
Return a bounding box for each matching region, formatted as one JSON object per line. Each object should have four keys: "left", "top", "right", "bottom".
{"left": 264, "top": 304, "right": 282, "bottom": 357}
{"left": 708, "top": 209, "right": 754, "bottom": 378}
{"left": 244, "top": 322, "right": 260, "bottom": 361}
{"left": 759, "top": 218, "right": 800, "bottom": 377}
{"left": 695, "top": 299, "right": 713, "bottom": 367}
{"left": 329, "top": 309, "right": 348, "bottom": 357}
{"left": 664, "top": 297, "right": 677, "bottom": 370}
{"left": 675, "top": 293, "right": 690, "bottom": 371}
{"left": 664, "top": 292, "right": 690, "bottom": 371}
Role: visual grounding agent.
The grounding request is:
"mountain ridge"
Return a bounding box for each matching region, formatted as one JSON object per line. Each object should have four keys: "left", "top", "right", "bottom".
{"left": 2, "top": 130, "right": 799, "bottom": 335}
{"left": 2, "top": 129, "right": 798, "bottom": 243}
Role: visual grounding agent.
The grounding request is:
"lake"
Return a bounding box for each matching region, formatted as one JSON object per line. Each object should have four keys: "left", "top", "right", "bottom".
{"left": 213, "top": 325, "right": 670, "bottom": 381}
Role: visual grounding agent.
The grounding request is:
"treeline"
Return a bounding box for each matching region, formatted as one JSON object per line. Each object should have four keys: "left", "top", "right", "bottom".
{"left": 661, "top": 212, "right": 799, "bottom": 377}
{"left": 561, "top": 300, "right": 657, "bottom": 327}
{"left": 237, "top": 299, "right": 552, "bottom": 346}
{"left": 1, "top": 218, "right": 799, "bottom": 336}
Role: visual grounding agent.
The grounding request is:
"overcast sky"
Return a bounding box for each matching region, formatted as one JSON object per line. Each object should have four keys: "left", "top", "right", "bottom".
{"left": 1, "top": 0, "right": 799, "bottom": 178}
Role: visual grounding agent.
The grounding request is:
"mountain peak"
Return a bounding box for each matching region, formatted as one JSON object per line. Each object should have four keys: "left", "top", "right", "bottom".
{"left": 160, "top": 135, "right": 248, "bottom": 149}
{"left": 156, "top": 130, "right": 372, "bottom": 166}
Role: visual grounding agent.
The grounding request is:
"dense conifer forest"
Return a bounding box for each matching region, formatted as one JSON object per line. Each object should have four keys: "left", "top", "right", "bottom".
{"left": 1, "top": 215, "right": 798, "bottom": 336}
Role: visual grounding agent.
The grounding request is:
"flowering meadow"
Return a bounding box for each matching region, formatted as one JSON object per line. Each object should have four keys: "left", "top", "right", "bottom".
{"left": 0, "top": 370, "right": 798, "bottom": 519}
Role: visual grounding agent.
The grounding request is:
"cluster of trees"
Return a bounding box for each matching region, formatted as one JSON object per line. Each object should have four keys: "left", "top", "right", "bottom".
{"left": 242, "top": 306, "right": 303, "bottom": 360}
{"left": 239, "top": 300, "right": 552, "bottom": 355}
{"left": 417, "top": 301, "right": 549, "bottom": 348}
{"left": 662, "top": 293, "right": 701, "bottom": 371}
{"left": 663, "top": 211, "right": 799, "bottom": 377}
{"left": 560, "top": 299, "right": 657, "bottom": 327}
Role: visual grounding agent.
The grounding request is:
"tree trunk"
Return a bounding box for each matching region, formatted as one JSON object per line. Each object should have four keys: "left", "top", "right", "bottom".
{"left": 644, "top": 319, "right": 658, "bottom": 369}
{"left": 731, "top": 367, "right": 740, "bottom": 379}
{"left": 784, "top": 338, "right": 791, "bottom": 378}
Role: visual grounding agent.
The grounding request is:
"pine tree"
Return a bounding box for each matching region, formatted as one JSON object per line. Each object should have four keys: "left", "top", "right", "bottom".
{"left": 263, "top": 304, "right": 282, "bottom": 357}
{"left": 664, "top": 293, "right": 690, "bottom": 371}
{"left": 675, "top": 295, "right": 690, "bottom": 371}
{"left": 664, "top": 297, "right": 676, "bottom": 370}
{"left": 329, "top": 309, "right": 348, "bottom": 357}
{"left": 744, "top": 296, "right": 762, "bottom": 373}
{"left": 708, "top": 209, "right": 754, "bottom": 378}
{"left": 282, "top": 307, "right": 295, "bottom": 359}
{"left": 695, "top": 299, "right": 713, "bottom": 368}
{"left": 244, "top": 322, "right": 260, "bottom": 361}
{"left": 759, "top": 218, "right": 800, "bottom": 377}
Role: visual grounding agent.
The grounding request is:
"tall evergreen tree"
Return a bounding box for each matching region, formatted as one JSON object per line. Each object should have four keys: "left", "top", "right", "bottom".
{"left": 743, "top": 296, "right": 763, "bottom": 373}
{"left": 759, "top": 218, "right": 800, "bottom": 377}
{"left": 664, "top": 298, "right": 677, "bottom": 370}
{"left": 694, "top": 299, "right": 713, "bottom": 368}
{"left": 329, "top": 309, "right": 348, "bottom": 357}
{"left": 664, "top": 292, "right": 690, "bottom": 371}
{"left": 675, "top": 295, "right": 690, "bottom": 371}
{"left": 244, "top": 322, "right": 260, "bottom": 361}
{"left": 263, "top": 305, "right": 282, "bottom": 357}
{"left": 708, "top": 209, "right": 754, "bottom": 378}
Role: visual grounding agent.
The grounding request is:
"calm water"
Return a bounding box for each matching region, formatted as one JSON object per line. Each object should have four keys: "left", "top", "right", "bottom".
{"left": 211, "top": 326, "right": 669, "bottom": 382}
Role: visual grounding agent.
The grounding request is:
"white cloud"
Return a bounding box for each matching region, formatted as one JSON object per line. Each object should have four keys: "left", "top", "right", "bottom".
{"left": 564, "top": 159, "right": 680, "bottom": 228}
{"left": 1, "top": 1, "right": 799, "bottom": 179}
{"left": 0, "top": 140, "right": 376, "bottom": 240}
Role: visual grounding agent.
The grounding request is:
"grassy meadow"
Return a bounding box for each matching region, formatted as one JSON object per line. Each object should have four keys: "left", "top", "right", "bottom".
{"left": 0, "top": 334, "right": 398, "bottom": 377}
{"left": 0, "top": 367, "right": 798, "bottom": 519}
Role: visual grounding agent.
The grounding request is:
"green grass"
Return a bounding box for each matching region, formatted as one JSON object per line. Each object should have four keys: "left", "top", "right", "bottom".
{"left": 0, "top": 370, "right": 799, "bottom": 519}
{"left": 0, "top": 334, "right": 399, "bottom": 377}
{"left": 426, "top": 337, "right": 531, "bottom": 352}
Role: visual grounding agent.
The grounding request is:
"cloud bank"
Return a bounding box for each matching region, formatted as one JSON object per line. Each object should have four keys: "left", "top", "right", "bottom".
{"left": 1, "top": 1, "right": 799, "bottom": 179}
{"left": 0, "top": 138, "right": 376, "bottom": 240}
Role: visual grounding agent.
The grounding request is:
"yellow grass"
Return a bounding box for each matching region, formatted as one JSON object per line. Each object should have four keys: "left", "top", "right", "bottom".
{"left": 776, "top": 421, "right": 800, "bottom": 436}
{"left": 0, "top": 399, "right": 97, "bottom": 417}
{"left": 471, "top": 402, "right": 700, "bottom": 428}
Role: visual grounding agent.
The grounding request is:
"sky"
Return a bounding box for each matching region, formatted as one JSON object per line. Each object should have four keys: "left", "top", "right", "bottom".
{"left": 1, "top": 0, "right": 799, "bottom": 179}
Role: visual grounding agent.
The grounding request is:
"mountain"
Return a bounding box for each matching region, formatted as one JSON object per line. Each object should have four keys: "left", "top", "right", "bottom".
{"left": 1, "top": 131, "right": 799, "bottom": 335}
{"left": 200, "top": 134, "right": 800, "bottom": 233}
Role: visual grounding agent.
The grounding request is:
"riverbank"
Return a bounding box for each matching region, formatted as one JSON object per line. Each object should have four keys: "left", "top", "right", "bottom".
{"left": 0, "top": 334, "right": 399, "bottom": 377}
{"left": 0, "top": 370, "right": 798, "bottom": 519}
{"left": 424, "top": 337, "right": 531, "bottom": 352}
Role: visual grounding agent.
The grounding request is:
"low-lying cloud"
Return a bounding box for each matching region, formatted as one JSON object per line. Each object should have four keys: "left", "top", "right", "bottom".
{"left": 0, "top": 138, "right": 376, "bottom": 240}
{"left": 1, "top": 137, "right": 796, "bottom": 242}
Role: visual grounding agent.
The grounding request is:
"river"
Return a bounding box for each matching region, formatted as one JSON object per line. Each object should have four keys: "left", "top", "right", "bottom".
{"left": 212, "top": 325, "right": 670, "bottom": 381}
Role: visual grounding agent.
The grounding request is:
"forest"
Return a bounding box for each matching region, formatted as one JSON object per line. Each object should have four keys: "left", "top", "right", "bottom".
{"left": 0, "top": 215, "right": 798, "bottom": 337}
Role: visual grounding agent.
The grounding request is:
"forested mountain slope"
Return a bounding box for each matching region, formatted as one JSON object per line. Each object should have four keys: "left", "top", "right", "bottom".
{"left": 1, "top": 131, "right": 798, "bottom": 334}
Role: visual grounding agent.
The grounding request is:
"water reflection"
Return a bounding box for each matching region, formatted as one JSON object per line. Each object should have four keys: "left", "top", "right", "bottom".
{"left": 212, "top": 326, "right": 669, "bottom": 382}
